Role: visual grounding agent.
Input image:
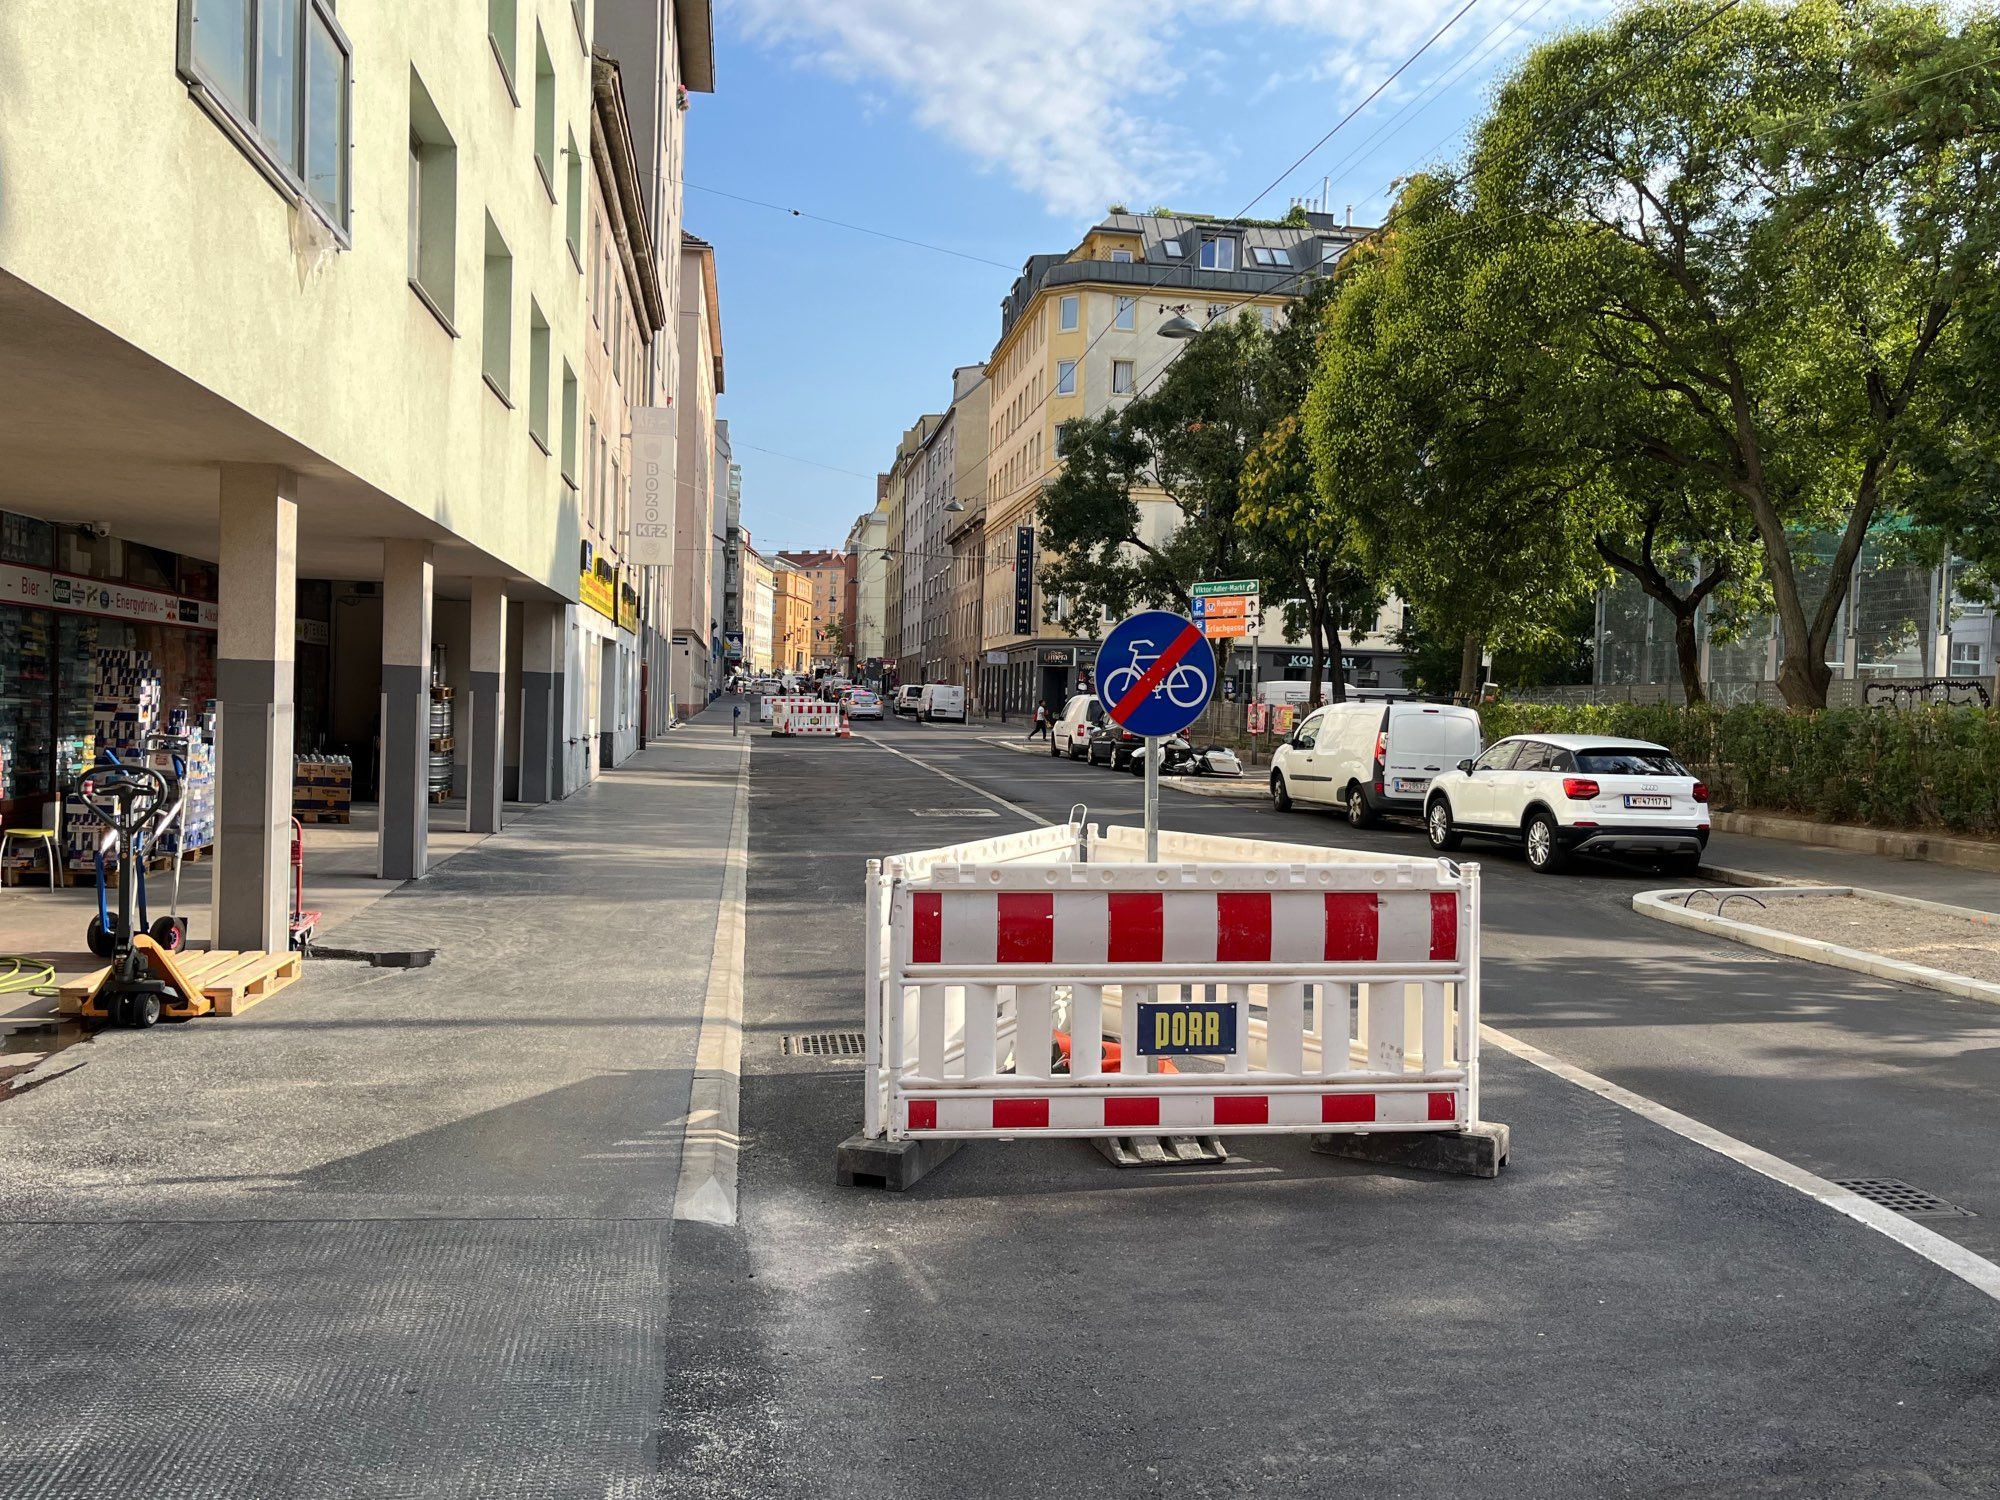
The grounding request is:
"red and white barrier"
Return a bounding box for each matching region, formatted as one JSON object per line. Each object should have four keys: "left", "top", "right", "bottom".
{"left": 772, "top": 700, "right": 842, "bottom": 736}
{"left": 860, "top": 822, "right": 1481, "bottom": 1143}
{"left": 759, "top": 694, "right": 818, "bottom": 725}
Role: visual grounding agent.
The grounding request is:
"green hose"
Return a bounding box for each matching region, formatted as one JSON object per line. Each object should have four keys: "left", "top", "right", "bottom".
{"left": 0, "top": 956, "right": 59, "bottom": 997}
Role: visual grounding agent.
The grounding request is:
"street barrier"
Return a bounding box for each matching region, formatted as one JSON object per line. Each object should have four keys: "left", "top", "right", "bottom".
{"left": 760, "top": 694, "right": 818, "bottom": 725}
{"left": 858, "top": 822, "right": 1481, "bottom": 1148}
{"left": 773, "top": 700, "right": 843, "bottom": 736}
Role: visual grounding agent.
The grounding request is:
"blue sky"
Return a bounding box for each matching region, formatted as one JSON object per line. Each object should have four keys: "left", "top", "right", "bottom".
{"left": 691, "top": 0, "right": 1600, "bottom": 554}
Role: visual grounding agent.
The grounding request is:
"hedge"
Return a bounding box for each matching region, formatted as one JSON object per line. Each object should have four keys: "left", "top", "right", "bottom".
{"left": 1477, "top": 702, "right": 2000, "bottom": 836}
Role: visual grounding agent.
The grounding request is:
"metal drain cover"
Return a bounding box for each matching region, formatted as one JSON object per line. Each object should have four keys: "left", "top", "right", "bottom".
{"left": 1834, "top": 1179, "right": 1977, "bottom": 1218}
{"left": 781, "top": 1031, "right": 866, "bottom": 1058}
{"left": 912, "top": 808, "right": 999, "bottom": 818}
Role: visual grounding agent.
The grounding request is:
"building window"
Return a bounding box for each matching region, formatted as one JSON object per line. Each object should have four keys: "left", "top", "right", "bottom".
{"left": 527, "top": 303, "right": 551, "bottom": 450}
{"left": 1200, "top": 235, "right": 1236, "bottom": 271}
{"left": 1249, "top": 245, "right": 1289, "bottom": 267}
{"left": 1952, "top": 641, "right": 1986, "bottom": 676}
{"left": 565, "top": 129, "right": 583, "bottom": 268}
{"left": 1259, "top": 305, "right": 1276, "bottom": 331}
{"left": 177, "top": 0, "right": 352, "bottom": 233}
{"left": 1161, "top": 238, "right": 1183, "bottom": 258}
{"left": 1111, "top": 359, "right": 1134, "bottom": 395}
{"left": 1114, "top": 296, "right": 1135, "bottom": 331}
{"left": 1057, "top": 360, "right": 1077, "bottom": 396}
{"left": 532, "top": 26, "right": 556, "bottom": 200}
{"left": 1321, "top": 239, "right": 1344, "bottom": 266}
{"left": 1060, "top": 294, "right": 1079, "bottom": 332}
{"left": 487, "top": 0, "right": 517, "bottom": 93}
{"left": 481, "top": 215, "right": 513, "bottom": 402}
{"left": 560, "top": 362, "right": 578, "bottom": 487}
{"left": 571, "top": 0, "right": 588, "bottom": 48}
{"left": 1111, "top": 248, "right": 1133, "bottom": 263}
{"left": 407, "top": 69, "right": 457, "bottom": 328}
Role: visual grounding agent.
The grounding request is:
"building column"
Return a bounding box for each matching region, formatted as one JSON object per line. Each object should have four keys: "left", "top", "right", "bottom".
{"left": 518, "top": 601, "right": 563, "bottom": 803}
{"left": 380, "top": 539, "right": 433, "bottom": 881}
{"left": 468, "top": 580, "right": 508, "bottom": 833}
{"left": 213, "top": 464, "right": 297, "bottom": 952}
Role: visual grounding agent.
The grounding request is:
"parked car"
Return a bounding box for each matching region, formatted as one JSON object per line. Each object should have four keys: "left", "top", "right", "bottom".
{"left": 1085, "top": 719, "right": 1144, "bottom": 770}
{"left": 1051, "top": 693, "right": 1104, "bottom": 759}
{"left": 895, "top": 685, "right": 925, "bottom": 717}
{"left": 1270, "top": 701, "right": 1483, "bottom": 828}
{"left": 919, "top": 684, "right": 966, "bottom": 723}
{"left": 1422, "top": 734, "right": 1710, "bottom": 874}
{"left": 847, "top": 688, "right": 884, "bottom": 720}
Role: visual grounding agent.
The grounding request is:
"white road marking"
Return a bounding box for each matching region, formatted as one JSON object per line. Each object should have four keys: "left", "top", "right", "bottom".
{"left": 867, "top": 728, "right": 2000, "bottom": 1304}
{"left": 853, "top": 734, "right": 1043, "bottom": 825}
{"left": 1482, "top": 1025, "right": 2000, "bottom": 1305}
{"left": 674, "top": 729, "right": 752, "bottom": 1227}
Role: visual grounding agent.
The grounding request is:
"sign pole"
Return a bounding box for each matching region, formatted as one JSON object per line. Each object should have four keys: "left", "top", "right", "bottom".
{"left": 1144, "top": 735, "right": 1160, "bottom": 862}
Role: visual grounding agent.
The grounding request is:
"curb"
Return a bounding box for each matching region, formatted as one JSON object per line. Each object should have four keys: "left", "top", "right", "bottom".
{"left": 1710, "top": 810, "right": 2000, "bottom": 876}
{"left": 1633, "top": 885, "right": 2000, "bottom": 1007}
{"left": 979, "top": 734, "right": 1266, "bottom": 797}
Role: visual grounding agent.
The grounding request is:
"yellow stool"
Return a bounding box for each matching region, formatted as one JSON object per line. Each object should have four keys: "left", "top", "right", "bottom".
{"left": 2, "top": 818, "right": 65, "bottom": 889}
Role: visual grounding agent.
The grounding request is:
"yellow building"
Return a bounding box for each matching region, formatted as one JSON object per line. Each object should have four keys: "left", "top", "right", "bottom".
{"left": 773, "top": 560, "right": 812, "bottom": 675}
{"left": 979, "top": 211, "right": 1360, "bottom": 715}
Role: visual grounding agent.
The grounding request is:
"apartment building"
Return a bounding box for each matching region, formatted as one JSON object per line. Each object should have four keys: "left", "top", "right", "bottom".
{"left": 978, "top": 210, "right": 1361, "bottom": 715}
{"left": 885, "top": 416, "right": 939, "bottom": 687}
{"left": 670, "top": 231, "right": 723, "bottom": 715}
{"left": 903, "top": 367, "right": 991, "bottom": 690}
{"left": 844, "top": 500, "right": 890, "bottom": 681}
{"left": 739, "top": 536, "right": 775, "bottom": 673}
{"left": 773, "top": 561, "right": 812, "bottom": 675}
{"left": 0, "top": 1, "right": 713, "bottom": 949}
{"left": 775, "top": 551, "right": 847, "bottom": 670}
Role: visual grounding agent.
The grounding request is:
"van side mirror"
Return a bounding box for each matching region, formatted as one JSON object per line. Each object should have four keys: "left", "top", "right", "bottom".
{"left": 1457, "top": 758, "right": 1475, "bottom": 774}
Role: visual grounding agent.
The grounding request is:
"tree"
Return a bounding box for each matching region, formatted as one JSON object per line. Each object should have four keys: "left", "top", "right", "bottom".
{"left": 1038, "top": 314, "right": 1283, "bottom": 622}
{"left": 1305, "top": 176, "right": 1608, "bottom": 702}
{"left": 1466, "top": 0, "right": 2000, "bottom": 706}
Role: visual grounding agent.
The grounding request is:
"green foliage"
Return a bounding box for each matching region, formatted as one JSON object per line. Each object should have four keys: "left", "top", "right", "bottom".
{"left": 1477, "top": 701, "right": 2000, "bottom": 833}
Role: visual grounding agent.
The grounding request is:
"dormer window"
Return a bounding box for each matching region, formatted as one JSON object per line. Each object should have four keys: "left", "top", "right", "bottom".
{"left": 1199, "top": 235, "right": 1236, "bottom": 271}
{"left": 1160, "top": 237, "right": 1183, "bottom": 258}
{"left": 1249, "top": 245, "right": 1289, "bottom": 267}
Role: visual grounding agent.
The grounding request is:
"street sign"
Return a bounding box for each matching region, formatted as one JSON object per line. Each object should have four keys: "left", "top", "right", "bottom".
{"left": 1096, "top": 609, "right": 1216, "bottom": 738}
{"left": 1191, "top": 579, "right": 1260, "bottom": 599}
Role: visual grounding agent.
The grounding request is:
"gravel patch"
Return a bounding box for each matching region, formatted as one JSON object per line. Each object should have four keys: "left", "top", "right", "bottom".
{"left": 1681, "top": 890, "right": 2000, "bottom": 984}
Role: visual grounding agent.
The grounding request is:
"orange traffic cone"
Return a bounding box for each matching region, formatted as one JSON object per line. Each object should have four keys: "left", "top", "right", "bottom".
{"left": 838, "top": 711, "right": 852, "bottom": 738}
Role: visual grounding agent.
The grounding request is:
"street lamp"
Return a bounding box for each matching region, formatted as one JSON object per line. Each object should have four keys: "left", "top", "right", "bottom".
{"left": 1155, "top": 303, "right": 1200, "bottom": 339}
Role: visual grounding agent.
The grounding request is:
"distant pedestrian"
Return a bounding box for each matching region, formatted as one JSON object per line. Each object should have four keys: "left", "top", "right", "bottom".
{"left": 1028, "top": 702, "right": 1052, "bottom": 742}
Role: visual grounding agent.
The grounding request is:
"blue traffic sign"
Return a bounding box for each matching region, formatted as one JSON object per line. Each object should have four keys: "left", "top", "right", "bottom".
{"left": 1096, "top": 609, "right": 1216, "bottom": 737}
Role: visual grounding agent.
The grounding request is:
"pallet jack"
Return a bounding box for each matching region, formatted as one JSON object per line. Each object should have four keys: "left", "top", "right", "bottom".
{"left": 73, "top": 760, "right": 185, "bottom": 1028}
{"left": 82, "top": 740, "right": 189, "bottom": 959}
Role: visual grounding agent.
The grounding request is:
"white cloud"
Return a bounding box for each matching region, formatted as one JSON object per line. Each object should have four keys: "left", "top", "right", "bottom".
{"left": 724, "top": 0, "right": 1602, "bottom": 218}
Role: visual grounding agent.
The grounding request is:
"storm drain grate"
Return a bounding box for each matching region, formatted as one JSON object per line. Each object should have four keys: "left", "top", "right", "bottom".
{"left": 782, "top": 1031, "right": 867, "bottom": 1058}
{"left": 1834, "top": 1179, "right": 1977, "bottom": 1219}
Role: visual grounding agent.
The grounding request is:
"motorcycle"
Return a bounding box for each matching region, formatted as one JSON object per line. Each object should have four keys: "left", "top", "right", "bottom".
{"left": 1127, "top": 738, "right": 1242, "bottom": 777}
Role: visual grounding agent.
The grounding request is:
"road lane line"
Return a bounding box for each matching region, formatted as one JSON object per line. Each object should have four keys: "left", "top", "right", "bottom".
{"left": 1482, "top": 1025, "right": 2000, "bottom": 1305}
{"left": 674, "top": 729, "right": 752, "bottom": 1227}
{"left": 871, "top": 729, "right": 2000, "bottom": 1301}
{"left": 853, "top": 734, "right": 1044, "bottom": 826}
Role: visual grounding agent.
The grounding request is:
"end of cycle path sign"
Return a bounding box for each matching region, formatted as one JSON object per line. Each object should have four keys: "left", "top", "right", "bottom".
{"left": 1096, "top": 609, "right": 1217, "bottom": 738}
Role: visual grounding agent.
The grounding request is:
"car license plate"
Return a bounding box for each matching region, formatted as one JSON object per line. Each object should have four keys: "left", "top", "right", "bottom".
{"left": 1136, "top": 1002, "right": 1237, "bottom": 1057}
{"left": 1391, "top": 777, "right": 1429, "bottom": 794}
{"left": 1624, "top": 794, "right": 1671, "bottom": 809}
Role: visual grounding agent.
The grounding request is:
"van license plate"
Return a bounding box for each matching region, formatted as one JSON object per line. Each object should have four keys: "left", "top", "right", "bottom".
{"left": 1136, "top": 1003, "right": 1237, "bottom": 1057}
{"left": 1623, "top": 794, "right": 1671, "bottom": 809}
{"left": 1391, "top": 777, "right": 1429, "bottom": 794}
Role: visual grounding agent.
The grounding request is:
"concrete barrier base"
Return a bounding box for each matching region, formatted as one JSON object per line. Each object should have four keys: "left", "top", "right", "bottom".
{"left": 835, "top": 1134, "right": 964, "bottom": 1191}
{"left": 1310, "top": 1121, "right": 1510, "bottom": 1178}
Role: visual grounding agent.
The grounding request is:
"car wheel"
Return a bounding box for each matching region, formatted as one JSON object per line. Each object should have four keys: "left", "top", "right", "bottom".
{"left": 1048, "top": 739, "right": 1061, "bottom": 758}
{"left": 1346, "top": 784, "right": 1375, "bottom": 828}
{"left": 1525, "top": 812, "right": 1568, "bottom": 873}
{"left": 1271, "top": 772, "right": 1293, "bottom": 812}
{"left": 1426, "top": 799, "right": 1462, "bottom": 851}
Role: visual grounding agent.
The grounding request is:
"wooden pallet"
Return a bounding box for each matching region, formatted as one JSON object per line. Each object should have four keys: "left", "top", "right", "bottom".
{"left": 294, "top": 809, "right": 352, "bottom": 824}
{"left": 59, "top": 943, "right": 304, "bottom": 1019}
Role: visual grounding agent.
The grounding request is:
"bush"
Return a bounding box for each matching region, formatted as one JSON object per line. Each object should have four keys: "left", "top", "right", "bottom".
{"left": 1477, "top": 702, "right": 2000, "bottom": 836}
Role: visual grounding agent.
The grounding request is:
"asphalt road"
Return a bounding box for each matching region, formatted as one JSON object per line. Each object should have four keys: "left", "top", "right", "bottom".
{"left": 655, "top": 710, "right": 2000, "bottom": 1499}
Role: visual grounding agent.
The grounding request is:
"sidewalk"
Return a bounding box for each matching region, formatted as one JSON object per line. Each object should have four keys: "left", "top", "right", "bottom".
{"left": 0, "top": 716, "right": 746, "bottom": 1495}
{"left": 1702, "top": 833, "right": 2000, "bottom": 915}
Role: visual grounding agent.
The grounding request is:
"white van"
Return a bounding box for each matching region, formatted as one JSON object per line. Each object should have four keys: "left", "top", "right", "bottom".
{"left": 1051, "top": 692, "right": 1104, "bottom": 759}
{"left": 918, "top": 683, "right": 967, "bottom": 723}
{"left": 1256, "top": 680, "right": 1315, "bottom": 708}
{"left": 1269, "top": 700, "right": 1482, "bottom": 827}
{"left": 895, "top": 685, "right": 925, "bottom": 717}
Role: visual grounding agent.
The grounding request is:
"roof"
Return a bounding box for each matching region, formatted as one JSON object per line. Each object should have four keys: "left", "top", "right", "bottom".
{"left": 994, "top": 210, "right": 1374, "bottom": 348}
{"left": 590, "top": 57, "right": 666, "bottom": 334}
{"left": 680, "top": 232, "right": 724, "bottom": 392}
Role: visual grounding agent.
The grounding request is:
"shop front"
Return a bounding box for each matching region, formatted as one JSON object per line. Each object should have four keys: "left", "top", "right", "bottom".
{"left": 0, "top": 513, "right": 220, "bottom": 822}
{"left": 980, "top": 642, "right": 1098, "bottom": 720}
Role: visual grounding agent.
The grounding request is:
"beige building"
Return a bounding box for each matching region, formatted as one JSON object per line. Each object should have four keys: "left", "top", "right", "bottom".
{"left": 740, "top": 539, "right": 774, "bottom": 673}
{"left": 670, "top": 232, "right": 723, "bottom": 715}
{"left": 979, "top": 210, "right": 1360, "bottom": 714}
{"left": 844, "top": 499, "right": 890, "bottom": 678}
{"left": 776, "top": 551, "right": 846, "bottom": 669}
{"left": 0, "top": 0, "right": 713, "bottom": 949}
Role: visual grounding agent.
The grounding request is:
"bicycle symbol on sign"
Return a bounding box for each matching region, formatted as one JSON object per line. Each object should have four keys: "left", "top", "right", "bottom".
{"left": 1101, "top": 637, "right": 1210, "bottom": 709}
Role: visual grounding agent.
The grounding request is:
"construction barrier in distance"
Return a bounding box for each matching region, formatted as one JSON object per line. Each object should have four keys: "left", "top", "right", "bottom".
{"left": 773, "top": 700, "right": 843, "bottom": 737}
